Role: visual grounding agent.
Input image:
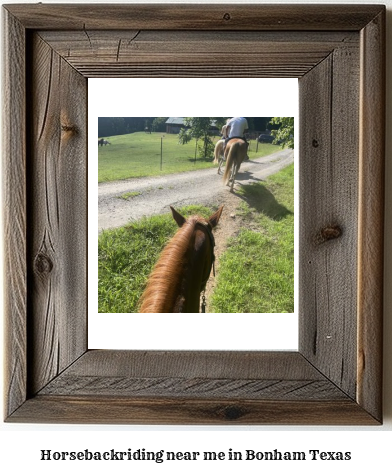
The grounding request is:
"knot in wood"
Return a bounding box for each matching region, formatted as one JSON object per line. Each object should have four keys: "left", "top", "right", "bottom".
{"left": 61, "top": 124, "right": 77, "bottom": 133}
{"left": 312, "top": 139, "right": 319, "bottom": 148}
{"left": 223, "top": 13, "right": 231, "bottom": 21}
{"left": 315, "top": 225, "right": 342, "bottom": 245}
{"left": 223, "top": 405, "right": 244, "bottom": 420}
{"left": 34, "top": 252, "right": 53, "bottom": 274}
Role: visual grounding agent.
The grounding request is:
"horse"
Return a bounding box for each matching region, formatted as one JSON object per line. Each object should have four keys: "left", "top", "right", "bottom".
{"left": 213, "top": 139, "right": 225, "bottom": 174}
{"left": 139, "top": 205, "right": 223, "bottom": 313}
{"left": 222, "top": 138, "right": 248, "bottom": 192}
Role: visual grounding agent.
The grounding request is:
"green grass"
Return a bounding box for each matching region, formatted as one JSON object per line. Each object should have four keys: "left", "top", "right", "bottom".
{"left": 98, "top": 132, "right": 280, "bottom": 182}
{"left": 117, "top": 191, "right": 141, "bottom": 200}
{"left": 98, "top": 205, "right": 216, "bottom": 313}
{"left": 98, "top": 165, "right": 294, "bottom": 313}
{"left": 211, "top": 164, "right": 294, "bottom": 313}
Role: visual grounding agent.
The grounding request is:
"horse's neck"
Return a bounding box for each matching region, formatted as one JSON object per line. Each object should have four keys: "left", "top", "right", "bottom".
{"left": 140, "top": 220, "right": 210, "bottom": 313}
{"left": 174, "top": 276, "right": 201, "bottom": 313}
{"left": 174, "top": 229, "right": 209, "bottom": 313}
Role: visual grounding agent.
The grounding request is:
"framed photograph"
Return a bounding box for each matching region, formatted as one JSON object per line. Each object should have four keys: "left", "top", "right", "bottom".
{"left": 90, "top": 78, "right": 298, "bottom": 350}
{"left": 3, "top": 4, "right": 385, "bottom": 424}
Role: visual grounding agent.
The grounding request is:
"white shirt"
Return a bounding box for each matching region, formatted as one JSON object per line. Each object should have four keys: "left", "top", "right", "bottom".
{"left": 227, "top": 117, "right": 248, "bottom": 138}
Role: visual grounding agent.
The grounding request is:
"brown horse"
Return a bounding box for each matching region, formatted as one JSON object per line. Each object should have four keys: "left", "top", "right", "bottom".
{"left": 222, "top": 138, "right": 248, "bottom": 192}
{"left": 139, "top": 205, "right": 223, "bottom": 313}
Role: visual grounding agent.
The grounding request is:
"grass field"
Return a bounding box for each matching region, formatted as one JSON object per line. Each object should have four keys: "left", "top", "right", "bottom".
{"left": 98, "top": 132, "right": 280, "bottom": 182}
{"left": 98, "top": 205, "right": 216, "bottom": 313}
{"left": 211, "top": 164, "right": 294, "bottom": 313}
{"left": 98, "top": 164, "right": 294, "bottom": 313}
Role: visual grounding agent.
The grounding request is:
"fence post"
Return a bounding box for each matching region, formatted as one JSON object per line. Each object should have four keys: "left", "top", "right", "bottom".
{"left": 194, "top": 138, "right": 198, "bottom": 164}
{"left": 160, "top": 136, "right": 163, "bottom": 170}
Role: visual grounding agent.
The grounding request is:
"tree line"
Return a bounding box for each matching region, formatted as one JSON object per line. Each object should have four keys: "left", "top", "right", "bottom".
{"left": 98, "top": 117, "right": 275, "bottom": 138}
{"left": 98, "top": 117, "right": 294, "bottom": 151}
{"left": 98, "top": 117, "right": 158, "bottom": 137}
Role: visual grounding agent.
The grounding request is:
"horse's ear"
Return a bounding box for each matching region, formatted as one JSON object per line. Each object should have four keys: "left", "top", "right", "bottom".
{"left": 208, "top": 205, "right": 223, "bottom": 228}
{"left": 170, "top": 206, "right": 186, "bottom": 227}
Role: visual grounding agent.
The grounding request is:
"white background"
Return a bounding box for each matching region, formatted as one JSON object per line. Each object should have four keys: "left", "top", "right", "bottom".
{"left": 1, "top": 1, "right": 391, "bottom": 473}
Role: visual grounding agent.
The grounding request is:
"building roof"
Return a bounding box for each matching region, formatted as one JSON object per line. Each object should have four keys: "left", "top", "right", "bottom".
{"left": 165, "top": 117, "right": 186, "bottom": 125}
{"left": 165, "top": 117, "right": 219, "bottom": 127}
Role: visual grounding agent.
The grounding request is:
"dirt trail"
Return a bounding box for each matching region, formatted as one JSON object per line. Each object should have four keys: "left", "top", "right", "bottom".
{"left": 98, "top": 149, "right": 294, "bottom": 311}
{"left": 202, "top": 189, "right": 246, "bottom": 309}
{"left": 98, "top": 149, "right": 293, "bottom": 231}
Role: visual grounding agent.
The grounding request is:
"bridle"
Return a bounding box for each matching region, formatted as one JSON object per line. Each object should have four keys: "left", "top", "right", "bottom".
{"left": 195, "top": 221, "right": 216, "bottom": 312}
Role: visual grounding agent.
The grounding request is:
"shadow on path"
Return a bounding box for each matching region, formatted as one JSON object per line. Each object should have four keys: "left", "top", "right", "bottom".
{"left": 235, "top": 181, "right": 292, "bottom": 221}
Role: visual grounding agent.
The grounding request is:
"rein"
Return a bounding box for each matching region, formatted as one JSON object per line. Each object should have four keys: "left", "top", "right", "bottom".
{"left": 196, "top": 221, "right": 216, "bottom": 312}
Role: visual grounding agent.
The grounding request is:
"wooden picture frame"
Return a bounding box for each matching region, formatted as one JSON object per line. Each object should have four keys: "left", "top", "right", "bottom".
{"left": 3, "top": 4, "right": 385, "bottom": 424}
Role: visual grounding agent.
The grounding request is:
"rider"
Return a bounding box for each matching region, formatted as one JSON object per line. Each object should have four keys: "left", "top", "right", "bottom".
{"left": 221, "top": 118, "right": 230, "bottom": 139}
{"left": 224, "top": 117, "right": 249, "bottom": 158}
{"left": 226, "top": 117, "right": 248, "bottom": 140}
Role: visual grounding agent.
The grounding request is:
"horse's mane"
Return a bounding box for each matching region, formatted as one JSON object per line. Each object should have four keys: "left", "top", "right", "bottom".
{"left": 139, "top": 216, "right": 204, "bottom": 313}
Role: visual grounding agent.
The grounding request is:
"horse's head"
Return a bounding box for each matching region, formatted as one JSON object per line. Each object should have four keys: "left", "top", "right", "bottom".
{"left": 170, "top": 205, "right": 223, "bottom": 230}
{"left": 170, "top": 205, "right": 223, "bottom": 308}
{"left": 140, "top": 206, "right": 223, "bottom": 313}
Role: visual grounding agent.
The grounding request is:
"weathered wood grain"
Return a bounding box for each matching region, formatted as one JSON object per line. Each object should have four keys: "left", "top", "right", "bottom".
{"left": 299, "top": 40, "right": 360, "bottom": 399}
{"left": 38, "top": 30, "right": 358, "bottom": 78}
{"left": 2, "top": 3, "right": 385, "bottom": 425}
{"left": 39, "top": 377, "right": 347, "bottom": 400}
{"left": 54, "top": 66, "right": 302, "bottom": 79}
{"left": 9, "top": 396, "right": 379, "bottom": 425}
{"left": 2, "top": 9, "right": 27, "bottom": 420}
{"left": 60, "top": 351, "right": 325, "bottom": 379}
{"left": 40, "top": 30, "right": 358, "bottom": 56}
{"left": 40, "top": 351, "right": 340, "bottom": 400}
{"left": 4, "top": 4, "right": 384, "bottom": 31}
{"left": 28, "top": 33, "right": 87, "bottom": 395}
{"left": 357, "top": 9, "right": 385, "bottom": 422}
{"left": 8, "top": 348, "right": 379, "bottom": 424}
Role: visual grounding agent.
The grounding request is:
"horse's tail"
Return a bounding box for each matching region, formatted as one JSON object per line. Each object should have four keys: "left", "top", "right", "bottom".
{"left": 213, "top": 145, "right": 219, "bottom": 164}
{"left": 222, "top": 143, "right": 236, "bottom": 185}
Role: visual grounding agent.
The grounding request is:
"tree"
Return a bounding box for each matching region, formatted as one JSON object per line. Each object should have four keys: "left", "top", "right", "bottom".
{"left": 178, "top": 117, "right": 216, "bottom": 159}
{"left": 269, "top": 117, "right": 294, "bottom": 149}
{"left": 151, "top": 117, "right": 168, "bottom": 132}
{"left": 98, "top": 117, "right": 158, "bottom": 137}
{"left": 98, "top": 117, "right": 127, "bottom": 137}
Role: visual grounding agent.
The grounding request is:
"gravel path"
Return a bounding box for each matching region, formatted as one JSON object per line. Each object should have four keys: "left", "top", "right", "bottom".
{"left": 98, "top": 148, "right": 294, "bottom": 232}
